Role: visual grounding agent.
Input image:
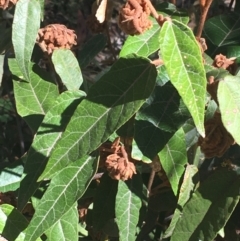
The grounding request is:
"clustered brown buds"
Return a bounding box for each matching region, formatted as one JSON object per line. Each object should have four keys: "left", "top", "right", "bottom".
{"left": 119, "top": 0, "right": 152, "bottom": 35}
{"left": 100, "top": 137, "right": 137, "bottom": 181}
{"left": 0, "top": 0, "right": 17, "bottom": 9}
{"left": 36, "top": 24, "right": 77, "bottom": 55}
{"left": 213, "top": 54, "right": 237, "bottom": 73}
{"left": 198, "top": 112, "right": 234, "bottom": 158}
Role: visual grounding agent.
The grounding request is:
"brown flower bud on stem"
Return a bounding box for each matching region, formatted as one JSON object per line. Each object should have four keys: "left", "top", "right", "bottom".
{"left": 36, "top": 24, "right": 77, "bottom": 55}
{"left": 213, "top": 54, "right": 237, "bottom": 74}
{"left": 105, "top": 146, "right": 136, "bottom": 181}
{"left": 0, "top": 0, "right": 18, "bottom": 9}
{"left": 198, "top": 112, "right": 234, "bottom": 158}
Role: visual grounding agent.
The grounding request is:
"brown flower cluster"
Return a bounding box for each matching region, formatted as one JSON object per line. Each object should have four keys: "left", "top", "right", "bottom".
{"left": 36, "top": 24, "right": 77, "bottom": 55}
{"left": 198, "top": 112, "right": 234, "bottom": 158}
{"left": 0, "top": 0, "right": 17, "bottom": 9}
{"left": 213, "top": 54, "right": 237, "bottom": 73}
{"left": 100, "top": 137, "right": 136, "bottom": 181}
{"left": 119, "top": 0, "right": 152, "bottom": 35}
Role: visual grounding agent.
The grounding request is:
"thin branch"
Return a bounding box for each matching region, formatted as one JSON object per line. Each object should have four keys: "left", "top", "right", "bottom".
{"left": 147, "top": 169, "right": 155, "bottom": 197}
{"left": 196, "top": 0, "right": 214, "bottom": 38}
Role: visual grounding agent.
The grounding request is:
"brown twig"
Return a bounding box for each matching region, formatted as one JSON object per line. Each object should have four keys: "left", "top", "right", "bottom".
{"left": 196, "top": 0, "right": 214, "bottom": 38}
{"left": 170, "top": 0, "right": 176, "bottom": 5}
{"left": 147, "top": 169, "right": 155, "bottom": 197}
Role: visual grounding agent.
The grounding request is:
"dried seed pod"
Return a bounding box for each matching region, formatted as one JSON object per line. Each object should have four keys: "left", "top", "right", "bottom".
{"left": 36, "top": 24, "right": 77, "bottom": 55}
{"left": 105, "top": 146, "right": 136, "bottom": 181}
{"left": 119, "top": 0, "right": 152, "bottom": 35}
{"left": 198, "top": 112, "right": 234, "bottom": 158}
{"left": 0, "top": 0, "right": 18, "bottom": 9}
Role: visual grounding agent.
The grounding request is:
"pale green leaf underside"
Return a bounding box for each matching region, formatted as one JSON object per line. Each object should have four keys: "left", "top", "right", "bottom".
{"left": 120, "top": 17, "right": 160, "bottom": 58}
{"left": 12, "top": 0, "right": 41, "bottom": 81}
{"left": 45, "top": 204, "right": 78, "bottom": 241}
{"left": 159, "top": 20, "right": 206, "bottom": 137}
{"left": 115, "top": 178, "right": 142, "bottom": 241}
{"left": 159, "top": 128, "right": 187, "bottom": 196}
{"left": 18, "top": 90, "right": 85, "bottom": 210}
{"left": 52, "top": 49, "right": 83, "bottom": 90}
{"left": 0, "top": 204, "right": 41, "bottom": 241}
{"left": 218, "top": 75, "right": 240, "bottom": 144}
{"left": 0, "top": 165, "right": 23, "bottom": 192}
{"left": 39, "top": 57, "right": 157, "bottom": 180}
{"left": 25, "top": 153, "right": 98, "bottom": 241}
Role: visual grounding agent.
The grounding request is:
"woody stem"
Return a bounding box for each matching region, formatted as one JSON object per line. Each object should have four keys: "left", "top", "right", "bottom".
{"left": 196, "top": 0, "right": 213, "bottom": 38}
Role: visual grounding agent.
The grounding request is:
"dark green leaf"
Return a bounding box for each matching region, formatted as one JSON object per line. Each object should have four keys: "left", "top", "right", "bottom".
{"left": 18, "top": 90, "right": 85, "bottom": 210}
{"left": 92, "top": 174, "right": 117, "bottom": 231}
{"left": 38, "top": 56, "right": 157, "bottom": 180}
{"left": 52, "top": 49, "right": 83, "bottom": 90}
{"left": 203, "top": 13, "right": 240, "bottom": 56}
{"left": 163, "top": 165, "right": 199, "bottom": 238}
{"left": 159, "top": 128, "right": 187, "bottom": 196}
{"left": 0, "top": 164, "right": 23, "bottom": 192}
{"left": 0, "top": 25, "right": 11, "bottom": 54}
{"left": 9, "top": 59, "right": 59, "bottom": 132}
{"left": 115, "top": 174, "right": 142, "bottom": 241}
{"left": 0, "top": 204, "right": 41, "bottom": 241}
{"left": 156, "top": 2, "right": 189, "bottom": 24}
{"left": 159, "top": 20, "right": 207, "bottom": 136}
{"left": 78, "top": 34, "right": 107, "bottom": 68}
{"left": 171, "top": 169, "right": 240, "bottom": 241}
{"left": 25, "top": 153, "right": 98, "bottom": 241}
{"left": 219, "top": 45, "right": 240, "bottom": 64}
{"left": 134, "top": 82, "right": 190, "bottom": 159}
{"left": 218, "top": 75, "right": 240, "bottom": 144}
{"left": 45, "top": 204, "right": 78, "bottom": 241}
{"left": 120, "top": 17, "right": 160, "bottom": 58}
{"left": 12, "top": 0, "right": 41, "bottom": 81}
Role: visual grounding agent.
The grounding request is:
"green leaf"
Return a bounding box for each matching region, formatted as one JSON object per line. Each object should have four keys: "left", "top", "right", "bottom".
{"left": 156, "top": 2, "right": 189, "bottom": 24}
{"left": 219, "top": 46, "right": 240, "bottom": 64}
{"left": 9, "top": 59, "right": 59, "bottom": 132}
{"left": 18, "top": 90, "right": 85, "bottom": 210}
{"left": 92, "top": 174, "right": 117, "bottom": 231}
{"left": 45, "top": 204, "right": 78, "bottom": 241}
{"left": 159, "top": 20, "right": 206, "bottom": 136}
{"left": 115, "top": 174, "right": 142, "bottom": 241}
{"left": 25, "top": 153, "right": 98, "bottom": 241}
{"left": 0, "top": 164, "right": 23, "bottom": 192}
{"left": 134, "top": 81, "right": 190, "bottom": 159}
{"left": 39, "top": 56, "right": 157, "bottom": 180}
{"left": 203, "top": 13, "right": 240, "bottom": 56}
{"left": 159, "top": 128, "right": 187, "bottom": 196}
{"left": 78, "top": 34, "right": 107, "bottom": 68}
{"left": 163, "top": 165, "right": 198, "bottom": 238}
{"left": 171, "top": 169, "right": 240, "bottom": 241}
{"left": 12, "top": 0, "right": 41, "bottom": 81}
{"left": 0, "top": 204, "right": 41, "bottom": 241}
{"left": 120, "top": 17, "right": 160, "bottom": 58}
{"left": 52, "top": 49, "right": 83, "bottom": 90}
{"left": 218, "top": 75, "right": 240, "bottom": 145}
